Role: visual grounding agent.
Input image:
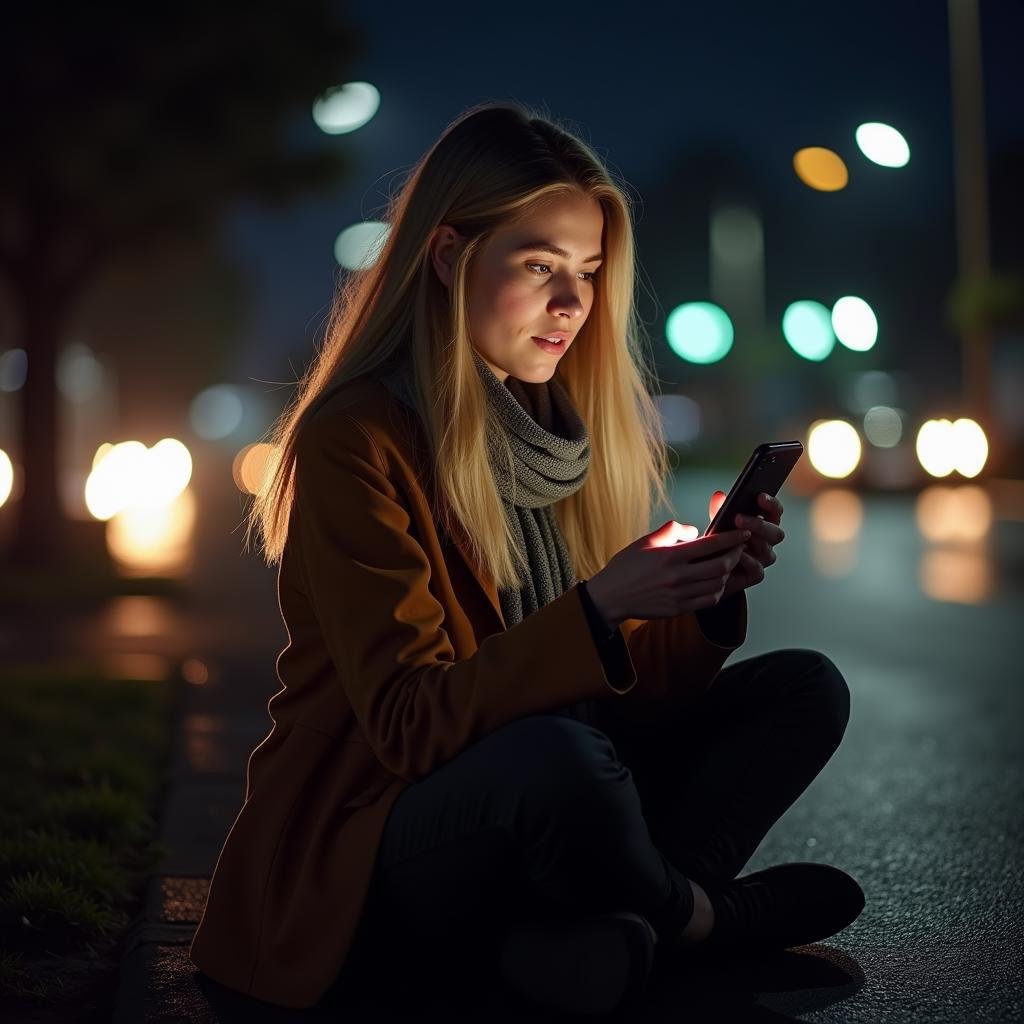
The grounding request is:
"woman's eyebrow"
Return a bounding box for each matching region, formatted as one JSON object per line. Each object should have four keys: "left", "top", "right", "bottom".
{"left": 511, "top": 241, "right": 604, "bottom": 263}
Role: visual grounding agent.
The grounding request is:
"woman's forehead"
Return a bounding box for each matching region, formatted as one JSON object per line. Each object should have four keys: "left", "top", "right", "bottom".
{"left": 496, "top": 197, "right": 604, "bottom": 253}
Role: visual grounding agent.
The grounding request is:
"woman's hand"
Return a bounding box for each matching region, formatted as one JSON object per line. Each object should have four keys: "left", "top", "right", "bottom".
{"left": 708, "top": 491, "right": 786, "bottom": 598}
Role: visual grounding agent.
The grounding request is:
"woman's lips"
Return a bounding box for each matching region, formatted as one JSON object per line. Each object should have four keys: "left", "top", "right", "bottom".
{"left": 532, "top": 336, "right": 566, "bottom": 354}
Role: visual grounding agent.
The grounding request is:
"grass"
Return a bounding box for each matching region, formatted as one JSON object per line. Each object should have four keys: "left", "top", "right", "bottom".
{"left": 0, "top": 665, "right": 174, "bottom": 1011}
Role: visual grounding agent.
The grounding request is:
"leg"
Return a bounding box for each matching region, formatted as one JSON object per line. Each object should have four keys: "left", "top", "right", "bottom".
{"left": 347, "top": 714, "right": 696, "bottom": 989}
{"left": 595, "top": 648, "right": 851, "bottom": 892}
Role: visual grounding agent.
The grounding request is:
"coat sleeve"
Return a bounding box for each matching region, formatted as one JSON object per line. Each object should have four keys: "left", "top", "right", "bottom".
{"left": 290, "top": 411, "right": 639, "bottom": 782}
{"left": 614, "top": 591, "right": 748, "bottom": 724}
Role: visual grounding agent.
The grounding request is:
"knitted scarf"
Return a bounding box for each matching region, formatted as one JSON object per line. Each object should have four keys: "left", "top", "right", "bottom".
{"left": 374, "top": 348, "right": 591, "bottom": 628}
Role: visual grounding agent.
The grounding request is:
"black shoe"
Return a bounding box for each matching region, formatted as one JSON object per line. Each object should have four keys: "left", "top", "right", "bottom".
{"left": 695, "top": 862, "right": 865, "bottom": 953}
{"left": 497, "top": 910, "right": 656, "bottom": 1016}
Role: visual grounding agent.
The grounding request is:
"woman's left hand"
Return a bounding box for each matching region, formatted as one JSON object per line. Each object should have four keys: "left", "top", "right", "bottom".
{"left": 707, "top": 491, "right": 786, "bottom": 597}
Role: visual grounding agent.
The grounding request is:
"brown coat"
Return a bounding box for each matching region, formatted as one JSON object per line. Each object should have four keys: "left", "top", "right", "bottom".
{"left": 188, "top": 376, "right": 747, "bottom": 1008}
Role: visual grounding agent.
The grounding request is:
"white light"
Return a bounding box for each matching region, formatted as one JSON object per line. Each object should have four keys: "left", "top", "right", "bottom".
{"left": 86, "top": 442, "right": 149, "bottom": 520}
{"left": 863, "top": 405, "right": 903, "bottom": 448}
{"left": 312, "top": 82, "right": 380, "bottom": 135}
{"left": 0, "top": 448, "right": 12, "bottom": 507}
{"left": 832, "top": 296, "right": 878, "bottom": 351}
{"left": 334, "top": 221, "right": 391, "bottom": 271}
{"left": 951, "top": 418, "right": 988, "bottom": 478}
{"left": 190, "top": 385, "right": 245, "bottom": 440}
{"left": 807, "top": 420, "right": 862, "bottom": 479}
{"left": 85, "top": 439, "right": 193, "bottom": 520}
{"left": 916, "top": 418, "right": 989, "bottom": 478}
{"left": 916, "top": 419, "right": 957, "bottom": 477}
{"left": 140, "top": 439, "right": 193, "bottom": 507}
{"left": 855, "top": 123, "right": 910, "bottom": 168}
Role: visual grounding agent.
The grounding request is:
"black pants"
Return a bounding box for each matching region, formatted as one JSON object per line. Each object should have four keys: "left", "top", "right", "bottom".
{"left": 344, "top": 648, "right": 850, "bottom": 988}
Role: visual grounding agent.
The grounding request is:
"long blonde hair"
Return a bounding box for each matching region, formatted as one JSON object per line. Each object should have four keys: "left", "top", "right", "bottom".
{"left": 247, "top": 101, "right": 673, "bottom": 591}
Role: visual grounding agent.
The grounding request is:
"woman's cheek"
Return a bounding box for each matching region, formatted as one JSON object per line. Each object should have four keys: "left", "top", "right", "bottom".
{"left": 495, "top": 282, "right": 538, "bottom": 323}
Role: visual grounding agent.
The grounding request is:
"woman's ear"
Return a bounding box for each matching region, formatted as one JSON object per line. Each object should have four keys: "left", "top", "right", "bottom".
{"left": 428, "top": 225, "right": 465, "bottom": 290}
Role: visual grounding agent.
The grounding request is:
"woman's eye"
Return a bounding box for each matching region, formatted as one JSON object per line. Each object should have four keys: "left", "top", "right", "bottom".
{"left": 526, "top": 263, "right": 599, "bottom": 281}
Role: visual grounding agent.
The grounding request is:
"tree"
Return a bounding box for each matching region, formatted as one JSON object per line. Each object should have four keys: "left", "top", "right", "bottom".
{"left": 0, "top": 3, "right": 360, "bottom": 570}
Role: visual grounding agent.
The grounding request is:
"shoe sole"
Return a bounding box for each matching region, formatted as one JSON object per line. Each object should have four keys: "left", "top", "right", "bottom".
{"left": 498, "top": 910, "right": 655, "bottom": 1016}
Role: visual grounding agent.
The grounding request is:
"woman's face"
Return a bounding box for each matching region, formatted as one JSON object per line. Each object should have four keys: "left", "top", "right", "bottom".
{"left": 435, "top": 192, "right": 605, "bottom": 384}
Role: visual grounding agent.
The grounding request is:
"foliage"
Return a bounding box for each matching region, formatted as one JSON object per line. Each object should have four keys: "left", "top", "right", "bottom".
{"left": 0, "top": 667, "right": 173, "bottom": 997}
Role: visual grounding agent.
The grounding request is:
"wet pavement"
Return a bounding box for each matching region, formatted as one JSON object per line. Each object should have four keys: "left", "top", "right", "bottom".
{"left": 8, "top": 471, "right": 1022, "bottom": 1021}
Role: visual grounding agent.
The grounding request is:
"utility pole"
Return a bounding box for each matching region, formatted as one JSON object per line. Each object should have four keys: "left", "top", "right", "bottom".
{"left": 947, "top": 0, "right": 991, "bottom": 422}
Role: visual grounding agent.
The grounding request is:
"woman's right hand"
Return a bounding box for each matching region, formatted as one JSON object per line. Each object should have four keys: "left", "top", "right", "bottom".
{"left": 587, "top": 520, "right": 751, "bottom": 626}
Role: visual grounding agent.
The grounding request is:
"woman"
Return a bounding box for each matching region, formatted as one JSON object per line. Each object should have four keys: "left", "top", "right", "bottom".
{"left": 188, "top": 102, "right": 864, "bottom": 1015}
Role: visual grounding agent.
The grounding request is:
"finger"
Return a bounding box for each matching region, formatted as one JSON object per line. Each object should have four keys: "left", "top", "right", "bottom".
{"left": 709, "top": 490, "right": 726, "bottom": 520}
{"left": 741, "top": 550, "right": 766, "bottom": 583}
{"left": 747, "top": 538, "right": 775, "bottom": 566}
{"left": 758, "top": 492, "right": 784, "bottom": 523}
{"left": 735, "top": 514, "right": 785, "bottom": 546}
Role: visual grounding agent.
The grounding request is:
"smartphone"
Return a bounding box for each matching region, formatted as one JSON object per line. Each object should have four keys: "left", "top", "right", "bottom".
{"left": 689, "top": 441, "right": 804, "bottom": 561}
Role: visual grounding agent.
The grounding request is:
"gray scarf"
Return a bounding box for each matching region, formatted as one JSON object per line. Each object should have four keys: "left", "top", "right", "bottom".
{"left": 374, "top": 349, "right": 591, "bottom": 627}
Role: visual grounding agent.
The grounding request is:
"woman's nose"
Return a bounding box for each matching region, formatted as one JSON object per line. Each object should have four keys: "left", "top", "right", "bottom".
{"left": 549, "top": 285, "right": 585, "bottom": 318}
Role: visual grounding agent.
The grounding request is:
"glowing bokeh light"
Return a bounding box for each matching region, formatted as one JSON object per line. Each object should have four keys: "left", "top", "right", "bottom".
{"left": 101, "top": 654, "right": 173, "bottom": 682}
{"left": 915, "top": 485, "right": 992, "bottom": 544}
{"left": 85, "top": 439, "right": 193, "bottom": 520}
{"left": 807, "top": 420, "right": 862, "bottom": 479}
{"left": 832, "top": 296, "right": 878, "bottom": 351}
{"left": 921, "top": 548, "right": 991, "bottom": 604}
{"left": 656, "top": 394, "right": 702, "bottom": 446}
{"left": 793, "top": 148, "right": 849, "bottom": 191}
{"left": 809, "top": 488, "right": 862, "bottom": 577}
{"left": 312, "top": 81, "right": 380, "bottom": 134}
{"left": 335, "top": 221, "right": 391, "bottom": 271}
{"left": 191, "top": 385, "right": 245, "bottom": 440}
{"left": 710, "top": 206, "right": 763, "bottom": 265}
{"left": 232, "top": 443, "right": 280, "bottom": 496}
{"left": 182, "top": 658, "right": 210, "bottom": 686}
{"left": 782, "top": 301, "right": 835, "bottom": 361}
{"left": 810, "top": 488, "right": 864, "bottom": 544}
{"left": 86, "top": 442, "right": 148, "bottom": 519}
{"left": 0, "top": 349, "right": 27, "bottom": 392}
{"left": 107, "top": 487, "right": 196, "bottom": 577}
{"left": 665, "top": 302, "right": 734, "bottom": 364}
{"left": 57, "top": 343, "right": 104, "bottom": 402}
{"left": 104, "top": 595, "right": 177, "bottom": 638}
{"left": 916, "top": 420, "right": 955, "bottom": 477}
{"left": 951, "top": 418, "right": 988, "bottom": 477}
{"left": 847, "top": 369, "right": 897, "bottom": 412}
{"left": 863, "top": 406, "right": 903, "bottom": 447}
{"left": 855, "top": 123, "right": 910, "bottom": 168}
{"left": 916, "top": 418, "right": 988, "bottom": 478}
{"left": 0, "top": 449, "right": 12, "bottom": 507}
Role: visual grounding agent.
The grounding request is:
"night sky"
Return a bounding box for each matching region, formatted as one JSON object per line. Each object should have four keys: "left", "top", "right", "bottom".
{"left": 224, "top": 1, "right": 1023, "bottom": 412}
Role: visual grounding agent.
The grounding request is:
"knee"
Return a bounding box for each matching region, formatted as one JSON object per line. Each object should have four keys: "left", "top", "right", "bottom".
{"left": 779, "top": 648, "right": 851, "bottom": 744}
{"left": 501, "top": 714, "right": 626, "bottom": 811}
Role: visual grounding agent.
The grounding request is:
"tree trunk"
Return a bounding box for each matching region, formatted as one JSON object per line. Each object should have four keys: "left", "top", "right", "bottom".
{"left": 6, "top": 276, "right": 72, "bottom": 570}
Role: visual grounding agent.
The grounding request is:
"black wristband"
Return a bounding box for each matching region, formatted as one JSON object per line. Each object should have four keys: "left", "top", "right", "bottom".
{"left": 579, "top": 579, "right": 616, "bottom": 643}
